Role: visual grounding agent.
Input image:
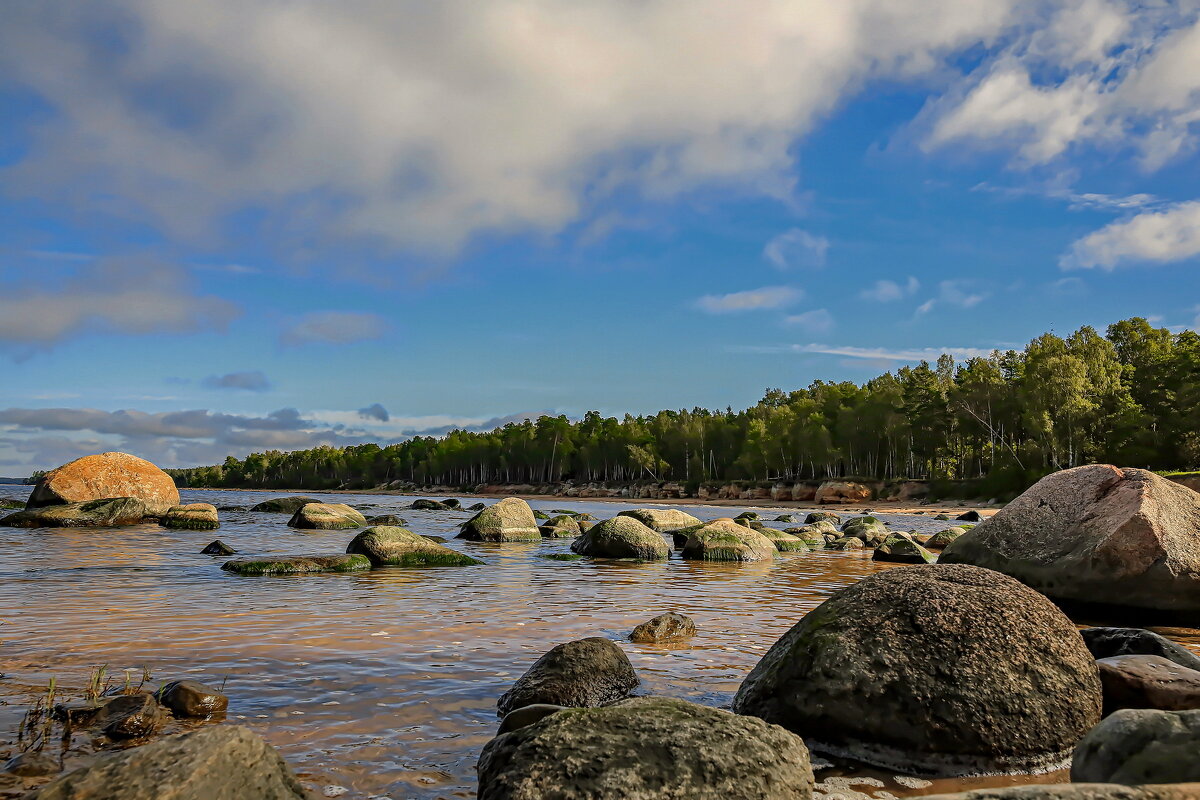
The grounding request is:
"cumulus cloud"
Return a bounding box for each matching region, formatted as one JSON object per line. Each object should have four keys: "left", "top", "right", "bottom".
{"left": 0, "top": 258, "right": 239, "bottom": 353}
{"left": 1061, "top": 201, "right": 1200, "bottom": 269}
{"left": 763, "top": 229, "right": 829, "bottom": 270}
{"left": 859, "top": 277, "right": 920, "bottom": 302}
{"left": 696, "top": 286, "right": 801, "bottom": 314}
{"left": 280, "top": 311, "right": 388, "bottom": 346}
{"left": 0, "top": 0, "right": 1029, "bottom": 257}
{"left": 202, "top": 371, "right": 272, "bottom": 391}
{"left": 357, "top": 403, "right": 390, "bottom": 422}
{"left": 783, "top": 309, "right": 835, "bottom": 334}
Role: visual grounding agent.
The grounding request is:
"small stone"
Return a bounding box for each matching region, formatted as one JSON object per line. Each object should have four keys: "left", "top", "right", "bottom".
{"left": 629, "top": 612, "right": 697, "bottom": 643}
{"left": 157, "top": 680, "right": 229, "bottom": 717}
{"left": 96, "top": 693, "right": 165, "bottom": 739}
{"left": 201, "top": 540, "right": 236, "bottom": 556}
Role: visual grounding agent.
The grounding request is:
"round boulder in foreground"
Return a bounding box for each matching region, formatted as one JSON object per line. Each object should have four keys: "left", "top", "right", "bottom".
{"left": 681, "top": 518, "right": 777, "bottom": 562}
{"left": 478, "top": 697, "right": 813, "bottom": 800}
{"left": 458, "top": 497, "right": 541, "bottom": 542}
{"left": 497, "top": 637, "right": 638, "bottom": 717}
{"left": 26, "top": 451, "right": 180, "bottom": 515}
{"left": 1072, "top": 708, "right": 1200, "bottom": 785}
{"left": 732, "top": 564, "right": 1102, "bottom": 776}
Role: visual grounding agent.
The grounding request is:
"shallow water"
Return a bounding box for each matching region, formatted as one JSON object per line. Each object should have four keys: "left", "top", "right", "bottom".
{"left": 1, "top": 488, "right": 1197, "bottom": 799}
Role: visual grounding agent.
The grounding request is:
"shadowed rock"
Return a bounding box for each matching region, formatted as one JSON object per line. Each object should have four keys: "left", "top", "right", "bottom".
{"left": 222, "top": 554, "right": 371, "bottom": 575}
{"left": 1081, "top": 628, "right": 1200, "bottom": 672}
{"left": 250, "top": 496, "right": 324, "bottom": 513}
{"left": 497, "top": 637, "right": 638, "bottom": 717}
{"left": 1072, "top": 709, "right": 1200, "bottom": 785}
{"left": 1, "top": 497, "right": 147, "bottom": 528}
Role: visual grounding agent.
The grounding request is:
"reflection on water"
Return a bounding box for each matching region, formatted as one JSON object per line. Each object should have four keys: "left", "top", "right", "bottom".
{"left": 1, "top": 488, "right": 1197, "bottom": 799}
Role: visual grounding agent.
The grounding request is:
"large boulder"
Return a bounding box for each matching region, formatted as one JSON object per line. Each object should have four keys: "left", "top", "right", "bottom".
{"left": 221, "top": 554, "right": 371, "bottom": 575}
{"left": 1081, "top": 628, "right": 1200, "bottom": 672}
{"left": 162, "top": 503, "right": 219, "bottom": 530}
{"left": 940, "top": 465, "right": 1200, "bottom": 613}
{"left": 287, "top": 502, "right": 366, "bottom": 530}
{"left": 732, "top": 564, "right": 1102, "bottom": 775}
{"left": 617, "top": 508, "right": 702, "bottom": 531}
{"left": 478, "top": 697, "right": 813, "bottom": 800}
{"left": 570, "top": 516, "right": 669, "bottom": 560}
{"left": 458, "top": 497, "right": 541, "bottom": 542}
{"left": 840, "top": 515, "right": 889, "bottom": 544}
{"left": 249, "top": 496, "right": 324, "bottom": 513}
{"left": 26, "top": 452, "right": 179, "bottom": 515}
{"left": 497, "top": 637, "right": 639, "bottom": 716}
{"left": 0, "top": 497, "right": 147, "bottom": 528}
{"left": 1097, "top": 656, "right": 1200, "bottom": 713}
{"left": 32, "top": 725, "right": 307, "bottom": 799}
{"left": 680, "top": 518, "right": 777, "bottom": 562}
{"left": 815, "top": 480, "right": 873, "bottom": 505}
{"left": 1072, "top": 708, "right": 1200, "bottom": 785}
{"left": 346, "top": 526, "right": 481, "bottom": 567}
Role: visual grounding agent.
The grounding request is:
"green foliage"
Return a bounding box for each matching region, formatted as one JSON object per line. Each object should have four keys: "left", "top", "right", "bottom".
{"left": 167, "top": 318, "right": 1200, "bottom": 492}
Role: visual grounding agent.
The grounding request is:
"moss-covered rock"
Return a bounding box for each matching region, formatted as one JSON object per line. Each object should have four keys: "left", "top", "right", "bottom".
{"left": 249, "top": 496, "right": 323, "bottom": 514}
{"left": 840, "top": 516, "right": 889, "bottom": 544}
{"left": 1, "top": 497, "right": 147, "bottom": 528}
{"left": 775, "top": 514, "right": 801, "bottom": 523}
{"left": 757, "top": 528, "right": 810, "bottom": 553}
{"left": 458, "top": 497, "right": 541, "bottom": 542}
{"left": 873, "top": 533, "right": 936, "bottom": 564}
{"left": 287, "top": 503, "right": 366, "bottom": 530}
{"left": 221, "top": 554, "right": 371, "bottom": 575}
{"left": 0, "top": 498, "right": 24, "bottom": 510}
{"left": 571, "top": 516, "right": 669, "bottom": 560}
{"left": 734, "top": 517, "right": 767, "bottom": 530}
{"left": 366, "top": 514, "right": 409, "bottom": 526}
{"left": 825, "top": 536, "right": 864, "bottom": 550}
{"left": 347, "top": 526, "right": 481, "bottom": 567}
{"left": 734, "top": 511, "right": 760, "bottom": 521}
{"left": 616, "top": 508, "right": 702, "bottom": 531}
{"left": 540, "top": 553, "right": 583, "bottom": 561}
{"left": 533, "top": 510, "right": 551, "bottom": 520}
{"left": 805, "top": 511, "right": 841, "bottom": 525}
{"left": 681, "top": 518, "right": 778, "bottom": 562}
{"left": 162, "top": 503, "right": 219, "bottom": 531}
{"left": 782, "top": 525, "right": 828, "bottom": 547}
{"left": 539, "top": 515, "right": 582, "bottom": 538}
{"left": 926, "top": 527, "right": 966, "bottom": 550}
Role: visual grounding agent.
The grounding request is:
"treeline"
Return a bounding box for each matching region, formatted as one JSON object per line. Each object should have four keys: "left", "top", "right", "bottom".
{"left": 168, "top": 318, "right": 1200, "bottom": 497}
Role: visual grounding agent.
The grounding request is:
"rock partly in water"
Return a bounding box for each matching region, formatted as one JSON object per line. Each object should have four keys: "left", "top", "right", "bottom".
{"left": 918, "top": 785, "right": 1200, "bottom": 799}
{"left": 957, "top": 510, "right": 984, "bottom": 522}
{"left": 940, "top": 465, "right": 1200, "bottom": 613}
{"left": 365, "top": 514, "right": 409, "bottom": 526}
{"left": 1097, "top": 655, "right": 1200, "bottom": 714}
{"left": 157, "top": 680, "right": 229, "bottom": 717}
{"left": 616, "top": 508, "right": 702, "bottom": 531}
{"left": 411, "top": 498, "right": 452, "bottom": 510}
{"left": 873, "top": 533, "right": 936, "bottom": 564}
{"left": 26, "top": 451, "right": 179, "bottom": 515}
{"left": 826, "top": 536, "right": 864, "bottom": 550}
{"left": 539, "top": 515, "right": 582, "bottom": 538}
{"left": 758, "top": 528, "right": 810, "bottom": 553}
{"left": 478, "top": 696, "right": 814, "bottom": 800}
{"left": 732, "top": 564, "right": 1102, "bottom": 776}
{"left": 496, "top": 637, "right": 639, "bottom": 717}
{"left": 33, "top": 725, "right": 308, "bottom": 800}
{"left": 497, "top": 704, "right": 567, "bottom": 734}
{"left": 467, "top": 503, "right": 486, "bottom": 511}
{"left": 287, "top": 502, "right": 366, "bottom": 530}
{"left": 95, "top": 693, "right": 166, "bottom": 740}
{"left": 570, "top": 516, "right": 669, "bottom": 560}
{"left": 1073, "top": 708, "right": 1200, "bottom": 785}
{"left": 783, "top": 525, "right": 830, "bottom": 547}
{"left": 629, "top": 612, "right": 697, "bottom": 643}
{"left": 458, "top": 497, "right": 541, "bottom": 542}
{"left": 249, "top": 496, "right": 324, "bottom": 514}
{"left": 201, "top": 540, "right": 236, "bottom": 556}
{"left": 805, "top": 512, "right": 841, "bottom": 525}
{"left": 680, "top": 518, "right": 778, "bottom": 562}
{"left": 0, "top": 497, "right": 147, "bottom": 528}
{"left": 162, "top": 503, "right": 219, "bottom": 531}
{"left": 346, "top": 526, "right": 481, "bottom": 567}
{"left": 1081, "top": 628, "right": 1200, "bottom": 672}
{"left": 221, "top": 554, "right": 371, "bottom": 575}
{"left": 3, "top": 751, "right": 60, "bottom": 777}
{"left": 926, "top": 527, "right": 967, "bottom": 550}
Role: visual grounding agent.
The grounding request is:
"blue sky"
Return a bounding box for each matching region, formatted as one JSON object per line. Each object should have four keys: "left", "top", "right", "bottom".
{"left": 1, "top": 0, "right": 1199, "bottom": 472}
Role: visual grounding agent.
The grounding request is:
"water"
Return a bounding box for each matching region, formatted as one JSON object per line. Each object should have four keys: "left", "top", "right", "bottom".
{"left": 1, "top": 487, "right": 1197, "bottom": 799}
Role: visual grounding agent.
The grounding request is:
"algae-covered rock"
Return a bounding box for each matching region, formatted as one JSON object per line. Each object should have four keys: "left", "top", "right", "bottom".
{"left": 221, "top": 554, "right": 371, "bottom": 575}
{"left": 826, "top": 536, "right": 864, "bottom": 550}
{"left": 732, "top": 564, "right": 1102, "bottom": 776}
{"left": 806, "top": 511, "right": 841, "bottom": 525}
{"left": 347, "top": 526, "right": 481, "bottom": 567}
{"left": 734, "top": 511, "right": 760, "bottom": 521}
{"left": 681, "top": 518, "right": 777, "bottom": 562}
{"left": 27, "top": 451, "right": 179, "bottom": 515}
{"left": 412, "top": 498, "right": 452, "bottom": 510}
{"left": 617, "top": 508, "right": 702, "bottom": 531}
{"left": 477, "top": 697, "right": 814, "bottom": 800}
{"left": 757, "top": 528, "right": 810, "bottom": 553}
{"left": 873, "top": 533, "right": 936, "bottom": 564}
{"left": 926, "top": 527, "right": 966, "bottom": 550}
{"left": 783, "top": 525, "right": 829, "bottom": 547}
{"left": 287, "top": 503, "right": 366, "bottom": 530}
{"left": 571, "top": 516, "right": 669, "bottom": 560}
{"left": 458, "top": 497, "right": 541, "bottom": 542}
{"left": 162, "top": 503, "right": 220, "bottom": 531}
{"left": 1, "top": 497, "right": 147, "bottom": 528}
{"left": 540, "top": 515, "right": 582, "bottom": 538}
{"left": 497, "top": 637, "right": 639, "bottom": 716}
{"left": 841, "top": 515, "right": 888, "bottom": 544}
{"left": 249, "top": 496, "right": 323, "bottom": 514}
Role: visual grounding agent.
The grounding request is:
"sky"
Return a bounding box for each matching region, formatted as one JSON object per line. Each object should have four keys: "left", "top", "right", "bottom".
{"left": 1, "top": 0, "right": 1199, "bottom": 473}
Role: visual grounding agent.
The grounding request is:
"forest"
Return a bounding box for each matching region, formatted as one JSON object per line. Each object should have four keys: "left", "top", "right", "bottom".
{"left": 167, "top": 317, "right": 1200, "bottom": 498}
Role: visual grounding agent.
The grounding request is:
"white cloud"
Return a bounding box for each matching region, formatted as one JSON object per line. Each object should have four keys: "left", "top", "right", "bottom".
{"left": 859, "top": 276, "right": 920, "bottom": 302}
{"left": 914, "top": 279, "right": 988, "bottom": 314}
{"left": 1061, "top": 201, "right": 1200, "bottom": 269}
{"left": 783, "top": 308, "right": 835, "bottom": 334}
{"left": 696, "top": 286, "right": 801, "bottom": 314}
{"left": 763, "top": 229, "right": 829, "bottom": 270}
{"left": 795, "top": 343, "right": 994, "bottom": 360}
{"left": 280, "top": 311, "right": 389, "bottom": 346}
{"left": 0, "top": 0, "right": 1027, "bottom": 256}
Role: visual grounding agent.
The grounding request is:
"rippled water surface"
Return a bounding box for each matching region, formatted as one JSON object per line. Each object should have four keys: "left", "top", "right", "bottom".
{"left": 2, "top": 488, "right": 1197, "bottom": 799}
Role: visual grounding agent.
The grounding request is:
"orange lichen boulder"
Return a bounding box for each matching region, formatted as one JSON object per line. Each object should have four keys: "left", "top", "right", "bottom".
{"left": 26, "top": 452, "right": 180, "bottom": 515}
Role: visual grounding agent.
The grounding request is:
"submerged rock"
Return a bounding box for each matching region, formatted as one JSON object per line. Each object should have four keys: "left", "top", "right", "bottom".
{"left": 940, "top": 465, "right": 1200, "bottom": 613}
{"left": 1081, "top": 628, "right": 1200, "bottom": 672}
{"left": 201, "top": 540, "right": 236, "bottom": 556}
{"left": 26, "top": 451, "right": 179, "bottom": 515}
{"left": 458, "top": 497, "right": 541, "bottom": 542}
{"left": 221, "top": 554, "right": 371, "bottom": 575}
{"left": 1097, "top": 655, "right": 1200, "bottom": 713}
{"left": 681, "top": 518, "right": 777, "bottom": 562}
{"left": 157, "top": 680, "right": 229, "bottom": 717}
{"left": 346, "top": 526, "right": 481, "bottom": 567}
{"left": 629, "top": 612, "right": 697, "bottom": 643}
{"left": 33, "top": 725, "right": 307, "bottom": 800}
{"left": 732, "top": 564, "right": 1102, "bottom": 776}
{"left": 571, "top": 516, "right": 669, "bottom": 560}
{"left": 287, "top": 502, "right": 366, "bottom": 530}
{"left": 617, "top": 508, "right": 702, "bottom": 531}
{"left": 249, "top": 496, "right": 323, "bottom": 514}
{"left": 496, "top": 637, "right": 639, "bottom": 717}
{"left": 1072, "top": 708, "right": 1200, "bottom": 785}
{"left": 3, "top": 751, "right": 60, "bottom": 777}
{"left": 1, "top": 497, "right": 147, "bottom": 528}
{"left": 162, "top": 503, "right": 220, "bottom": 530}
{"left": 478, "top": 697, "right": 814, "bottom": 800}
